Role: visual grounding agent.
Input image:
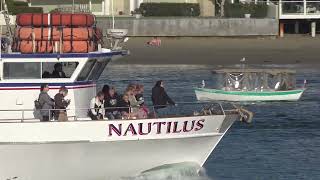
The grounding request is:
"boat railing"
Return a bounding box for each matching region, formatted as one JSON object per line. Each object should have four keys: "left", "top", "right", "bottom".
{"left": 0, "top": 102, "right": 235, "bottom": 123}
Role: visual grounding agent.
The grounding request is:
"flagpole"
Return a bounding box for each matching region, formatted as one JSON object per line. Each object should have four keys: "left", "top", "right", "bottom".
{"left": 72, "top": 0, "right": 75, "bottom": 14}
{"left": 0, "top": 0, "right": 2, "bottom": 59}
{"left": 111, "top": 0, "right": 114, "bottom": 29}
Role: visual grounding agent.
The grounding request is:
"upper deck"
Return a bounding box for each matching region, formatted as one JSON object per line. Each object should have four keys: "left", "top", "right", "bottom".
{"left": 0, "top": 50, "right": 128, "bottom": 59}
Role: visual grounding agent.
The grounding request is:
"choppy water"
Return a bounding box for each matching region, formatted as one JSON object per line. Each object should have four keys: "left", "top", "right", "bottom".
{"left": 99, "top": 64, "right": 320, "bottom": 180}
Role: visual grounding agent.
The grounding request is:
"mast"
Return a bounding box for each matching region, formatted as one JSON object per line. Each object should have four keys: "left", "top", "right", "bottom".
{"left": 72, "top": 0, "right": 75, "bottom": 14}
{"left": 111, "top": 0, "right": 115, "bottom": 29}
{"left": 0, "top": 0, "right": 2, "bottom": 59}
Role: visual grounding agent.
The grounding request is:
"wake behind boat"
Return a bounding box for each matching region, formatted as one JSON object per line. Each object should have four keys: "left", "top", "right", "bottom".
{"left": 195, "top": 68, "right": 306, "bottom": 102}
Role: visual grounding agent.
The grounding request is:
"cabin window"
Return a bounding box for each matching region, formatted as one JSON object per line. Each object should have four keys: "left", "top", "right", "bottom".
{"left": 3, "top": 62, "right": 41, "bottom": 79}
{"left": 42, "top": 62, "right": 78, "bottom": 79}
{"left": 88, "top": 59, "right": 109, "bottom": 81}
{"left": 77, "top": 59, "right": 96, "bottom": 81}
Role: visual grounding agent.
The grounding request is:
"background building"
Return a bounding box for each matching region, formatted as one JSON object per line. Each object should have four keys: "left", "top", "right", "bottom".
{"left": 27, "top": 0, "right": 214, "bottom": 16}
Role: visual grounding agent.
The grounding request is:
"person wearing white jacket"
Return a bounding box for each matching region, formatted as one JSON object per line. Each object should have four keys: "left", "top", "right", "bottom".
{"left": 88, "top": 91, "right": 105, "bottom": 120}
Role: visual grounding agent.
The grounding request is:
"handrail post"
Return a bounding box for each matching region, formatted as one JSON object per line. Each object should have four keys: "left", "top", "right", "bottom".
{"left": 49, "top": 109, "right": 51, "bottom": 121}
{"left": 153, "top": 106, "right": 157, "bottom": 118}
{"left": 304, "top": 0, "right": 307, "bottom": 15}
{"left": 21, "top": 110, "right": 24, "bottom": 123}
{"left": 279, "top": 0, "right": 282, "bottom": 18}
{"left": 218, "top": 103, "right": 226, "bottom": 116}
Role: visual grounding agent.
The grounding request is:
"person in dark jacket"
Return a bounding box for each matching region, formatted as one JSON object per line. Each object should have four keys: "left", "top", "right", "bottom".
{"left": 104, "top": 87, "right": 121, "bottom": 120}
{"left": 102, "top": 84, "right": 110, "bottom": 97}
{"left": 51, "top": 63, "right": 66, "bottom": 78}
{"left": 152, "top": 80, "right": 175, "bottom": 117}
{"left": 38, "top": 84, "right": 54, "bottom": 122}
{"left": 152, "top": 80, "right": 175, "bottom": 109}
{"left": 54, "top": 86, "right": 70, "bottom": 121}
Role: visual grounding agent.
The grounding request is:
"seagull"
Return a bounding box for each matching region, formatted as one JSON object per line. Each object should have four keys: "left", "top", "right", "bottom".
{"left": 240, "top": 57, "right": 246, "bottom": 62}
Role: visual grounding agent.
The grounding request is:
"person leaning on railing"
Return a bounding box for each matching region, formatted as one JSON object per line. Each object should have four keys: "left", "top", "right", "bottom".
{"left": 54, "top": 86, "right": 70, "bottom": 122}
{"left": 88, "top": 91, "right": 105, "bottom": 120}
{"left": 152, "top": 80, "right": 175, "bottom": 116}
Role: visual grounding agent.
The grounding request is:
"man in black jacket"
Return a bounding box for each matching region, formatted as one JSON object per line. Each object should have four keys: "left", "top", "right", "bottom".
{"left": 104, "top": 87, "right": 122, "bottom": 120}
{"left": 152, "top": 80, "right": 175, "bottom": 112}
{"left": 51, "top": 63, "right": 67, "bottom": 78}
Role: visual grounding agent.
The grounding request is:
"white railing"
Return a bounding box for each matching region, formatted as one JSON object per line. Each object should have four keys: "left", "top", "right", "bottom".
{"left": 0, "top": 102, "right": 230, "bottom": 123}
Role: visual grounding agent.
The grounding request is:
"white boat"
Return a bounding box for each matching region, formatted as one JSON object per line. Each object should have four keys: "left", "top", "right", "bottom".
{"left": 195, "top": 68, "right": 306, "bottom": 102}
{"left": 0, "top": 21, "right": 250, "bottom": 180}
{"left": 0, "top": 50, "right": 246, "bottom": 179}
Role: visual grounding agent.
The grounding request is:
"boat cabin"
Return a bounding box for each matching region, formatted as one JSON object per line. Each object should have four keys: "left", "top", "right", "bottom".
{"left": 0, "top": 51, "right": 126, "bottom": 121}
{"left": 212, "top": 68, "right": 298, "bottom": 92}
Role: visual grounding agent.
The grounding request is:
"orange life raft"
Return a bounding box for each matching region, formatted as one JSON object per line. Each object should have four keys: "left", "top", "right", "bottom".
{"left": 15, "top": 27, "right": 99, "bottom": 41}
{"left": 15, "top": 40, "right": 95, "bottom": 54}
{"left": 16, "top": 13, "right": 95, "bottom": 27}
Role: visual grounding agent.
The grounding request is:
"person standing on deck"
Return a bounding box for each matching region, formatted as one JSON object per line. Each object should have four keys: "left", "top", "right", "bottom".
{"left": 38, "top": 84, "right": 54, "bottom": 122}
{"left": 152, "top": 80, "right": 175, "bottom": 115}
{"left": 54, "top": 86, "right": 70, "bottom": 122}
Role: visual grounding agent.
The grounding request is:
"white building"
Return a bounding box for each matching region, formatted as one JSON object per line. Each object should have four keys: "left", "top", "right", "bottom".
{"left": 27, "top": 0, "right": 199, "bottom": 16}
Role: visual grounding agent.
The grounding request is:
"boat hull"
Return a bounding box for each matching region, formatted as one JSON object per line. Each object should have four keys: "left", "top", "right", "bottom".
{"left": 195, "top": 88, "right": 305, "bottom": 102}
{"left": 0, "top": 114, "right": 238, "bottom": 180}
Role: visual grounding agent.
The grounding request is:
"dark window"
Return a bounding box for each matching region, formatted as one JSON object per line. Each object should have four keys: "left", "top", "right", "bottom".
{"left": 88, "top": 59, "right": 110, "bottom": 81}
{"left": 42, "top": 62, "right": 78, "bottom": 79}
{"left": 3, "top": 62, "right": 41, "bottom": 79}
{"left": 77, "top": 59, "right": 96, "bottom": 81}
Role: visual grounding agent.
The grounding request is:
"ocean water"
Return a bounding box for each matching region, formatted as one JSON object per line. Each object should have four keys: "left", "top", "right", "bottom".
{"left": 99, "top": 64, "right": 320, "bottom": 180}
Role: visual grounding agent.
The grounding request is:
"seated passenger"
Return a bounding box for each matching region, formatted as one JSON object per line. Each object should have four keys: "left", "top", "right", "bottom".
{"left": 119, "top": 94, "right": 131, "bottom": 119}
{"left": 102, "top": 84, "right": 110, "bottom": 97}
{"left": 135, "top": 84, "right": 145, "bottom": 105}
{"left": 135, "top": 84, "right": 149, "bottom": 119}
{"left": 88, "top": 91, "right": 105, "bottom": 120}
{"left": 51, "top": 63, "right": 67, "bottom": 78}
{"left": 126, "top": 84, "right": 140, "bottom": 112}
{"left": 104, "top": 87, "right": 122, "bottom": 120}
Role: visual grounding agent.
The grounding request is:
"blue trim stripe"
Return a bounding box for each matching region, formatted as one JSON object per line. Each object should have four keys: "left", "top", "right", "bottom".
{"left": 0, "top": 51, "right": 128, "bottom": 59}
{"left": 0, "top": 81, "right": 94, "bottom": 87}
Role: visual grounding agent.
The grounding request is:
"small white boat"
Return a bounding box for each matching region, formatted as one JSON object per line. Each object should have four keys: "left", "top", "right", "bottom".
{"left": 195, "top": 68, "right": 306, "bottom": 102}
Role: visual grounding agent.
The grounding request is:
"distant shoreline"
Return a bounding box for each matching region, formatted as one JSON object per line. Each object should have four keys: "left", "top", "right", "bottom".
{"left": 117, "top": 36, "right": 320, "bottom": 66}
